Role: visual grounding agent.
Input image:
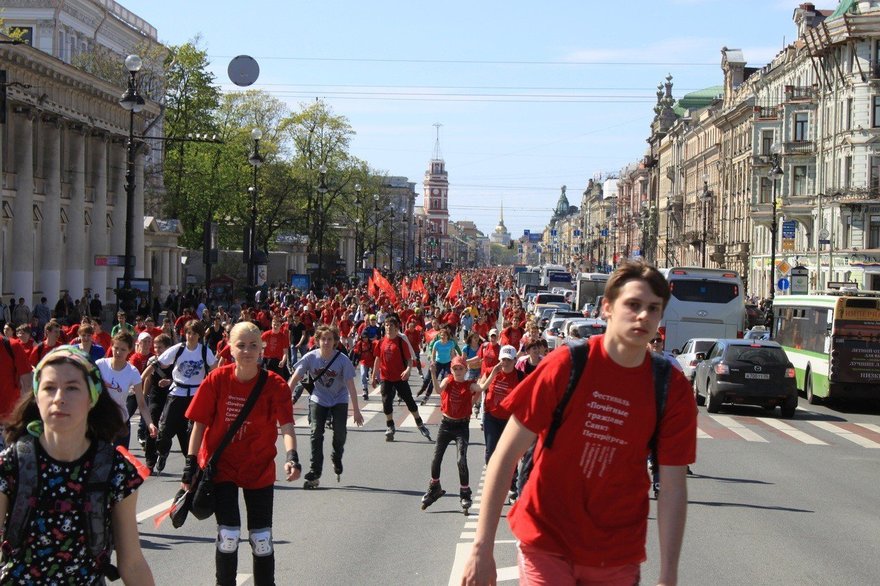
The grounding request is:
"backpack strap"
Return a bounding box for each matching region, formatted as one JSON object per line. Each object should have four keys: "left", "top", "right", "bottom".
{"left": 1, "top": 437, "right": 38, "bottom": 557}
{"left": 544, "top": 342, "right": 589, "bottom": 449}
{"left": 201, "top": 342, "right": 211, "bottom": 375}
{"left": 648, "top": 353, "right": 672, "bottom": 463}
{"left": 86, "top": 441, "right": 119, "bottom": 580}
{"left": 171, "top": 344, "right": 186, "bottom": 369}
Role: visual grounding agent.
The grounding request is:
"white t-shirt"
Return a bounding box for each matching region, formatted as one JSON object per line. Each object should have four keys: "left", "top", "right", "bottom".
{"left": 96, "top": 358, "right": 142, "bottom": 421}
{"left": 159, "top": 342, "right": 217, "bottom": 397}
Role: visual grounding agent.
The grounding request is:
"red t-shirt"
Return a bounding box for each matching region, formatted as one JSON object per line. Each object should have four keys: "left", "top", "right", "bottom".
{"left": 484, "top": 368, "right": 522, "bottom": 419}
{"left": 501, "top": 335, "right": 697, "bottom": 566}
{"left": 441, "top": 377, "right": 475, "bottom": 420}
{"left": 337, "top": 318, "right": 354, "bottom": 338}
{"left": 217, "top": 344, "right": 233, "bottom": 363}
{"left": 261, "top": 330, "right": 288, "bottom": 360}
{"left": 478, "top": 342, "right": 500, "bottom": 376}
{"left": 29, "top": 339, "right": 65, "bottom": 367}
{"left": 500, "top": 326, "right": 524, "bottom": 349}
{"left": 94, "top": 331, "right": 112, "bottom": 354}
{"left": 186, "top": 366, "right": 294, "bottom": 489}
{"left": 405, "top": 328, "right": 423, "bottom": 355}
{"left": 128, "top": 351, "right": 152, "bottom": 374}
{"left": 374, "top": 336, "right": 412, "bottom": 382}
{"left": 353, "top": 339, "right": 375, "bottom": 366}
{"left": 0, "top": 338, "right": 31, "bottom": 418}
{"left": 473, "top": 321, "right": 490, "bottom": 340}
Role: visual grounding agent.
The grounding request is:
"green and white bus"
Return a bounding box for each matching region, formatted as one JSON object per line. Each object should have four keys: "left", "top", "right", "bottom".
{"left": 772, "top": 292, "right": 880, "bottom": 403}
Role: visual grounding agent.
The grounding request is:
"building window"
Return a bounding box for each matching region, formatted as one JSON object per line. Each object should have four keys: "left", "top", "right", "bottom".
{"left": 793, "top": 166, "right": 807, "bottom": 196}
{"left": 794, "top": 113, "right": 809, "bottom": 141}
{"left": 870, "top": 216, "right": 880, "bottom": 249}
{"left": 847, "top": 98, "right": 853, "bottom": 130}
{"left": 761, "top": 130, "right": 774, "bottom": 155}
{"left": 874, "top": 97, "right": 880, "bottom": 128}
{"left": 872, "top": 157, "right": 880, "bottom": 191}
{"left": 760, "top": 177, "right": 772, "bottom": 204}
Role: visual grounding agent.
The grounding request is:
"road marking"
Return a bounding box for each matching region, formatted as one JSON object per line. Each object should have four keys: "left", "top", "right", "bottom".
{"left": 696, "top": 427, "right": 711, "bottom": 439}
{"left": 497, "top": 565, "right": 519, "bottom": 582}
{"left": 854, "top": 422, "right": 880, "bottom": 436}
{"left": 236, "top": 574, "right": 252, "bottom": 585}
{"left": 807, "top": 421, "right": 880, "bottom": 448}
{"left": 708, "top": 415, "right": 769, "bottom": 442}
{"left": 136, "top": 499, "right": 173, "bottom": 523}
{"left": 401, "top": 405, "right": 438, "bottom": 427}
{"left": 757, "top": 418, "right": 828, "bottom": 445}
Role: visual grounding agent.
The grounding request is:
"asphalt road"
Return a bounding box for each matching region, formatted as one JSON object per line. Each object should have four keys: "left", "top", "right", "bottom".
{"left": 130, "top": 374, "right": 880, "bottom": 585}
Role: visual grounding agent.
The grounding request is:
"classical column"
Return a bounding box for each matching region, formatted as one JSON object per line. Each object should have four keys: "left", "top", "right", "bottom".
{"left": 133, "top": 151, "right": 146, "bottom": 278}
{"left": 160, "top": 248, "right": 170, "bottom": 298}
{"left": 64, "top": 126, "right": 86, "bottom": 299}
{"left": 108, "top": 141, "right": 126, "bottom": 304}
{"left": 89, "top": 133, "right": 109, "bottom": 300}
{"left": 11, "top": 108, "right": 35, "bottom": 305}
{"left": 40, "top": 116, "right": 63, "bottom": 305}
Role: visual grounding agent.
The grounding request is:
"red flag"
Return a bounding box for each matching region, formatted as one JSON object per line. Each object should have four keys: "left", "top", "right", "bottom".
{"left": 372, "top": 269, "right": 399, "bottom": 304}
{"left": 446, "top": 272, "right": 463, "bottom": 301}
{"left": 368, "top": 275, "right": 377, "bottom": 298}
{"left": 400, "top": 280, "right": 409, "bottom": 300}
{"left": 411, "top": 276, "right": 426, "bottom": 294}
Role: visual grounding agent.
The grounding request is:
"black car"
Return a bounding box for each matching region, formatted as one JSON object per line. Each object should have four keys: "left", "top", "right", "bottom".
{"left": 693, "top": 339, "right": 798, "bottom": 418}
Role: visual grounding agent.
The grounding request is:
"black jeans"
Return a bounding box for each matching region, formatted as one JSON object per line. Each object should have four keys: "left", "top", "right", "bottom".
{"left": 308, "top": 401, "right": 348, "bottom": 477}
{"left": 484, "top": 411, "right": 517, "bottom": 493}
{"left": 157, "top": 394, "right": 193, "bottom": 458}
{"left": 381, "top": 380, "right": 418, "bottom": 415}
{"left": 214, "top": 482, "right": 275, "bottom": 586}
{"left": 430, "top": 418, "right": 470, "bottom": 486}
{"left": 144, "top": 388, "right": 170, "bottom": 467}
{"left": 421, "top": 362, "right": 451, "bottom": 400}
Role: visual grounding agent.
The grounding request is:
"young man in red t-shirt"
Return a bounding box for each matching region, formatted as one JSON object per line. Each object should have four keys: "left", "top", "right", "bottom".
{"left": 421, "top": 355, "right": 483, "bottom": 512}
{"left": 261, "top": 317, "right": 288, "bottom": 377}
{"left": 462, "top": 261, "right": 697, "bottom": 585}
{"left": 0, "top": 334, "right": 31, "bottom": 419}
{"left": 370, "top": 316, "right": 432, "bottom": 443}
{"left": 500, "top": 319, "right": 525, "bottom": 350}
{"left": 477, "top": 329, "right": 501, "bottom": 378}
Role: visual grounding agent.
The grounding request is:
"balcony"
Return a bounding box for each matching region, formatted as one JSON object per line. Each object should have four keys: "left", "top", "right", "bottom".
{"left": 783, "top": 141, "right": 814, "bottom": 155}
{"left": 753, "top": 106, "right": 779, "bottom": 120}
{"left": 784, "top": 85, "right": 817, "bottom": 103}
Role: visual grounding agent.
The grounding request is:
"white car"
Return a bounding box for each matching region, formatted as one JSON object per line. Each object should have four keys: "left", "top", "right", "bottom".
{"left": 675, "top": 338, "right": 717, "bottom": 382}
{"left": 744, "top": 326, "right": 770, "bottom": 340}
{"left": 541, "top": 317, "right": 570, "bottom": 349}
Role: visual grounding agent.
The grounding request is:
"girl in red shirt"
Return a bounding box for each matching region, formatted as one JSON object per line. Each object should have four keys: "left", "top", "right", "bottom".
{"left": 183, "top": 322, "right": 301, "bottom": 586}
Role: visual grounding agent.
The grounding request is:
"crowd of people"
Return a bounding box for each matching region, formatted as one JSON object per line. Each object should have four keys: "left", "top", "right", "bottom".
{"left": 0, "top": 261, "right": 697, "bottom": 585}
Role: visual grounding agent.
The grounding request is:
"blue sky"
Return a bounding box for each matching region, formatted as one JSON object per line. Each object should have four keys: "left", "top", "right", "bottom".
{"left": 129, "top": 0, "right": 816, "bottom": 239}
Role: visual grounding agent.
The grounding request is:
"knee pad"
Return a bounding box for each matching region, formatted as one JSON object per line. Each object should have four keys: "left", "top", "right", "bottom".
{"left": 216, "top": 526, "right": 240, "bottom": 553}
{"left": 249, "top": 528, "right": 273, "bottom": 557}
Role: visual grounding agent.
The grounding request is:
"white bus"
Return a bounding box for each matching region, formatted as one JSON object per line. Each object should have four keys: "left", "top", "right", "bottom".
{"left": 659, "top": 267, "right": 746, "bottom": 353}
{"left": 772, "top": 291, "right": 880, "bottom": 403}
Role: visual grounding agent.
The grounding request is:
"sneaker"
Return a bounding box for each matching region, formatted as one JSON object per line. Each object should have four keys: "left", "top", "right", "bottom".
{"left": 505, "top": 490, "right": 517, "bottom": 505}
{"left": 138, "top": 437, "right": 146, "bottom": 450}
{"left": 421, "top": 482, "right": 445, "bottom": 510}
{"left": 362, "top": 391, "right": 369, "bottom": 401}
{"left": 385, "top": 426, "right": 396, "bottom": 442}
{"left": 303, "top": 470, "right": 320, "bottom": 490}
{"left": 156, "top": 453, "right": 167, "bottom": 473}
{"left": 418, "top": 424, "right": 433, "bottom": 442}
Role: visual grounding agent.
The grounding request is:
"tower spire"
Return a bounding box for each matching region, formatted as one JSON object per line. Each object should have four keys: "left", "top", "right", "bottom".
{"left": 432, "top": 122, "right": 444, "bottom": 160}
{"left": 500, "top": 201, "right": 505, "bottom": 225}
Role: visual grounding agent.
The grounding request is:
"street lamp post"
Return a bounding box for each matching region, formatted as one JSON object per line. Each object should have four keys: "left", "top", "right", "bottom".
{"left": 389, "top": 210, "right": 395, "bottom": 272}
{"left": 701, "top": 175, "right": 712, "bottom": 268}
{"left": 247, "top": 128, "right": 264, "bottom": 298}
{"left": 417, "top": 218, "right": 423, "bottom": 270}
{"left": 373, "top": 194, "right": 380, "bottom": 270}
{"left": 118, "top": 54, "right": 145, "bottom": 314}
{"left": 768, "top": 143, "right": 784, "bottom": 301}
{"left": 316, "top": 164, "right": 328, "bottom": 292}
{"left": 354, "top": 183, "right": 362, "bottom": 274}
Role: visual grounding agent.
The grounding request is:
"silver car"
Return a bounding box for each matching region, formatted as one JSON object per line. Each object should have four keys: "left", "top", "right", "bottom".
{"left": 675, "top": 338, "right": 717, "bottom": 382}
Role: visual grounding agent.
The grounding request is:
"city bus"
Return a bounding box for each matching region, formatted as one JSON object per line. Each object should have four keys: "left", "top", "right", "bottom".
{"left": 659, "top": 267, "right": 746, "bottom": 353}
{"left": 772, "top": 291, "right": 880, "bottom": 403}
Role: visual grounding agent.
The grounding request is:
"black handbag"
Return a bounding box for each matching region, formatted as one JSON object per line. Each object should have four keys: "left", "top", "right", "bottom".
{"left": 300, "top": 351, "right": 341, "bottom": 394}
{"left": 184, "top": 369, "right": 269, "bottom": 522}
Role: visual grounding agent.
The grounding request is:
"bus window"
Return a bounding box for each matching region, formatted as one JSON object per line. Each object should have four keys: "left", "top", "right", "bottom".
{"left": 669, "top": 280, "right": 739, "bottom": 303}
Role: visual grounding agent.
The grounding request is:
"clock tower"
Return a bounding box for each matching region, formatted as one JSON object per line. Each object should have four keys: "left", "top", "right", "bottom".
{"left": 424, "top": 124, "right": 450, "bottom": 263}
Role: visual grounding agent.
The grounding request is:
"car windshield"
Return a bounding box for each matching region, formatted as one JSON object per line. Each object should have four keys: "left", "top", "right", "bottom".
{"left": 576, "top": 323, "right": 606, "bottom": 338}
{"left": 670, "top": 280, "right": 739, "bottom": 303}
{"left": 726, "top": 346, "right": 788, "bottom": 365}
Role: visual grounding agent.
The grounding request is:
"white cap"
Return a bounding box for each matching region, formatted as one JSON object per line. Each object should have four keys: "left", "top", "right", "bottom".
{"left": 137, "top": 331, "right": 152, "bottom": 343}
{"left": 499, "top": 345, "right": 517, "bottom": 361}
{"left": 489, "top": 328, "right": 499, "bottom": 337}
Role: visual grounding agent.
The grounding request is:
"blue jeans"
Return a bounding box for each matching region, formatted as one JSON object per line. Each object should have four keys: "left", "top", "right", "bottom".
{"left": 360, "top": 365, "right": 372, "bottom": 390}
{"left": 308, "top": 402, "right": 349, "bottom": 476}
{"left": 483, "top": 412, "right": 517, "bottom": 493}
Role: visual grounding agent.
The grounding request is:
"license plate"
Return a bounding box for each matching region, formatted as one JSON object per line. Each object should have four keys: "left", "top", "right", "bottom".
{"left": 744, "top": 373, "right": 770, "bottom": 380}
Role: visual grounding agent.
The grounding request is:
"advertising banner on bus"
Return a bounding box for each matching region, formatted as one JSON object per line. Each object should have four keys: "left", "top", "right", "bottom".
{"left": 832, "top": 302, "right": 880, "bottom": 383}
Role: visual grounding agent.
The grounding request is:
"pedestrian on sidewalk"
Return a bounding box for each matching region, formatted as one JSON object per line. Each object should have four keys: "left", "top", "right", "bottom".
{"left": 461, "top": 261, "right": 697, "bottom": 586}
{"left": 288, "top": 325, "right": 364, "bottom": 488}
{"left": 371, "top": 316, "right": 432, "bottom": 443}
{"left": 183, "top": 322, "right": 300, "bottom": 586}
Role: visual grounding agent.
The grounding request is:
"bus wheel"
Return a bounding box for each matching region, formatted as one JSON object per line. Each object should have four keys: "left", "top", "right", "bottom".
{"left": 693, "top": 379, "right": 705, "bottom": 406}
{"left": 706, "top": 380, "right": 721, "bottom": 413}
{"left": 805, "top": 370, "right": 822, "bottom": 405}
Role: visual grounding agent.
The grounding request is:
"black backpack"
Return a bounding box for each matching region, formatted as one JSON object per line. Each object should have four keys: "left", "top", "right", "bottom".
{"left": 171, "top": 342, "right": 212, "bottom": 375}
{"left": 544, "top": 342, "right": 672, "bottom": 464}
{"left": 2, "top": 436, "right": 119, "bottom": 581}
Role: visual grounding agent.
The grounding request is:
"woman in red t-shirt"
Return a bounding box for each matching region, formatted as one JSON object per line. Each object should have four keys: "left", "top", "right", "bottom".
{"left": 183, "top": 322, "right": 301, "bottom": 585}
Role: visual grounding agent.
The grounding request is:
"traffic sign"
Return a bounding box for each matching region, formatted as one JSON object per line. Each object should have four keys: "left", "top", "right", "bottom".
{"left": 776, "top": 260, "right": 791, "bottom": 274}
{"left": 523, "top": 229, "right": 530, "bottom": 236}
{"left": 818, "top": 228, "right": 830, "bottom": 240}
{"left": 600, "top": 229, "right": 608, "bottom": 237}
{"left": 777, "top": 277, "right": 790, "bottom": 291}
{"left": 573, "top": 229, "right": 581, "bottom": 237}
{"left": 550, "top": 229, "right": 557, "bottom": 236}
{"left": 782, "top": 220, "right": 797, "bottom": 239}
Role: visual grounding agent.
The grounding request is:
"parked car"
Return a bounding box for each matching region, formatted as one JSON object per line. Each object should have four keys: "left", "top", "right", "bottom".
{"left": 675, "top": 338, "right": 717, "bottom": 382}
{"left": 540, "top": 309, "right": 582, "bottom": 330}
{"left": 692, "top": 339, "right": 798, "bottom": 418}
{"left": 541, "top": 316, "right": 570, "bottom": 349}
{"left": 744, "top": 326, "right": 770, "bottom": 340}
{"left": 567, "top": 318, "right": 607, "bottom": 340}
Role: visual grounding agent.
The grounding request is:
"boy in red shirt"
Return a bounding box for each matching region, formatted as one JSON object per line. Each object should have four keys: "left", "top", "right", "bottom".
{"left": 261, "top": 317, "right": 289, "bottom": 377}
{"left": 352, "top": 332, "right": 376, "bottom": 401}
{"left": 421, "top": 355, "right": 483, "bottom": 513}
{"left": 462, "top": 261, "right": 697, "bottom": 585}
{"left": 370, "top": 316, "right": 431, "bottom": 443}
